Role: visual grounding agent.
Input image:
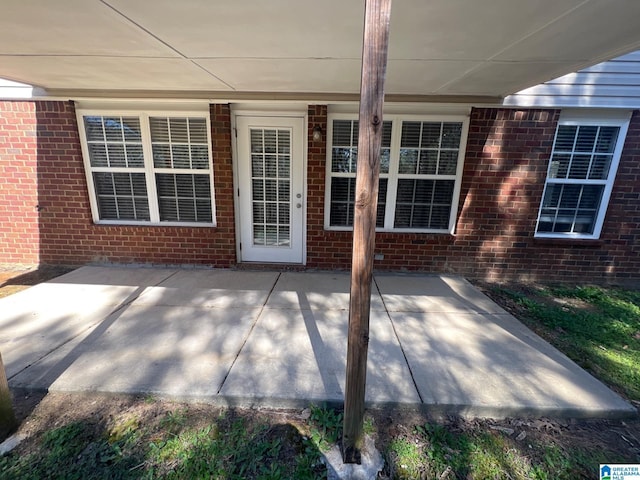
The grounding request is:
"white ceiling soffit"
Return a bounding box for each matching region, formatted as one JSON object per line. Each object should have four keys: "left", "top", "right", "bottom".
{"left": 2, "top": 0, "right": 640, "bottom": 100}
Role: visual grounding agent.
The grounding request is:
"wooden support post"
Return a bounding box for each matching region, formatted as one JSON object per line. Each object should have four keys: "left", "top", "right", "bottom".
{"left": 0, "top": 351, "right": 16, "bottom": 437}
{"left": 343, "top": 0, "right": 392, "bottom": 464}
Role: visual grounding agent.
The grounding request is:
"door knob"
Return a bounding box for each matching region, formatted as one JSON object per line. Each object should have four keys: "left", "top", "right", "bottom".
{"left": 296, "top": 203, "right": 302, "bottom": 209}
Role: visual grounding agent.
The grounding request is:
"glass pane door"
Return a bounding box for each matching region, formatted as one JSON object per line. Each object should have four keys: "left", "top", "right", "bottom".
{"left": 249, "top": 128, "right": 291, "bottom": 247}
{"left": 236, "top": 115, "right": 304, "bottom": 264}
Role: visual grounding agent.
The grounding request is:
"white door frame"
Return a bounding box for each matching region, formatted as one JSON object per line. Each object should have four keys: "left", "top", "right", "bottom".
{"left": 232, "top": 110, "right": 308, "bottom": 264}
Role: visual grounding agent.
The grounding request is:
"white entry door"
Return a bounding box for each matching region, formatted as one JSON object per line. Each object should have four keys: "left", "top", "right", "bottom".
{"left": 235, "top": 115, "right": 305, "bottom": 263}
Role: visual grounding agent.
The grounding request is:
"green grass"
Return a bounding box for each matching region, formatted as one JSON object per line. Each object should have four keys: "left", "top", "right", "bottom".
{"left": 0, "top": 421, "right": 144, "bottom": 479}
{"left": 145, "top": 420, "right": 286, "bottom": 479}
{"left": 387, "top": 437, "right": 423, "bottom": 478}
{"left": 0, "top": 399, "right": 634, "bottom": 480}
{"left": 416, "top": 422, "right": 534, "bottom": 479}
{"left": 0, "top": 407, "right": 328, "bottom": 480}
{"left": 0, "top": 404, "right": 342, "bottom": 479}
{"left": 493, "top": 284, "right": 640, "bottom": 400}
{"left": 386, "top": 422, "right": 626, "bottom": 480}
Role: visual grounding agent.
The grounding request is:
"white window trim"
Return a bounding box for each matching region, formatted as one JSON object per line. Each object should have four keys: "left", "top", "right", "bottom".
{"left": 534, "top": 111, "right": 631, "bottom": 240}
{"left": 324, "top": 113, "right": 469, "bottom": 234}
{"left": 77, "top": 108, "right": 216, "bottom": 227}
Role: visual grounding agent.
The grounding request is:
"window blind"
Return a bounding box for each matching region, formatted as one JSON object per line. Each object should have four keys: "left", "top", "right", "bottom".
{"left": 537, "top": 124, "right": 621, "bottom": 236}
{"left": 327, "top": 117, "right": 464, "bottom": 232}
{"left": 81, "top": 113, "right": 214, "bottom": 225}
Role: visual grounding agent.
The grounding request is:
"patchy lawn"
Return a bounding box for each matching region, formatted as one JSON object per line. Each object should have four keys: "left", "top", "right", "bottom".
{"left": 0, "top": 277, "right": 639, "bottom": 479}
{"left": 1, "top": 392, "right": 639, "bottom": 480}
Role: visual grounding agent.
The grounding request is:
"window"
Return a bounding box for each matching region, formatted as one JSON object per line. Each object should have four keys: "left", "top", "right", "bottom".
{"left": 78, "top": 110, "right": 215, "bottom": 226}
{"left": 325, "top": 114, "right": 468, "bottom": 233}
{"left": 328, "top": 119, "right": 391, "bottom": 228}
{"left": 536, "top": 113, "right": 629, "bottom": 239}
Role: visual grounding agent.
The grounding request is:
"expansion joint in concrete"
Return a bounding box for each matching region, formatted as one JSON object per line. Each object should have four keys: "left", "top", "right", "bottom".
{"left": 372, "top": 275, "right": 424, "bottom": 404}
{"left": 215, "top": 272, "right": 282, "bottom": 395}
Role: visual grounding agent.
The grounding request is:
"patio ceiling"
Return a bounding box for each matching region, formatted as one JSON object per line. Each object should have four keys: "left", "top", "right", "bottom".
{"left": 2, "top": 0, "right": 640, "bottom": 101}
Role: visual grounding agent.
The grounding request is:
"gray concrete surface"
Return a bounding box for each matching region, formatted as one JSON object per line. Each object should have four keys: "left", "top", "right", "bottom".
{"left": 1, "top": 266, "right": 636, "bottom": 418}
{"left": 220, "top": 273, "right": 419, "bottom": 406}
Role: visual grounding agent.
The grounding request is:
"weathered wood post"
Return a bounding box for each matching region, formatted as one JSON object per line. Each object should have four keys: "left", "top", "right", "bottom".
{"left": 342, "top": 0, "right": 392, "bottom": 464}
{"left": 0, "top": 351, "right": 17, "bottom": 437}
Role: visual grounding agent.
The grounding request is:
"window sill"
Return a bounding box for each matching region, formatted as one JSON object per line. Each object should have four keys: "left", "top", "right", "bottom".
{"left": 93, "top": 221, "right": 217, "bottom": 228}
{"left": 533, "top": 236, "right": 604, "bottom": 247}
{"left": 324, "top": 226, "right": 454, "bottom": 235}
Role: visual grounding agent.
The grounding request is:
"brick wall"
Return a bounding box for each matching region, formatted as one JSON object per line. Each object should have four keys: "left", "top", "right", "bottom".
{"left": 1, "top": 100, "right": 638, "bottom": 282}
{"left": 306, "top": 105, "right": 337, "bottom": 267}
{"left": 306, "top": 107, "right": 640, "bottom": 282}
{"left": 1, "top": 101, "right": 236, "bottom": 266}
{"left": 451, "top": 108, "right": 640, "bottom": 282}
{"left": 599, "top": 110, "right": 640, "bottom": 280}
{"left": 0, "top": 101, "right": 39, "bottom": 264}
{"left": 306, "top": 108, "right": 559, "bottom": 275}
{"left": 450, "top": 108, "right": 560, "bottom": 280}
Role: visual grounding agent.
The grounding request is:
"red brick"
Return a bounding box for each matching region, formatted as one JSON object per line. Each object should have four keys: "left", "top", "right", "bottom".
{"left": 1, "top": 102, "right": 639, "bottom": 282}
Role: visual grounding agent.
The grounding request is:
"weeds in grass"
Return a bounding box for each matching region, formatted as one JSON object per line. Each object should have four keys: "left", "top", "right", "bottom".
{"left": 159, "top": 408, "right": 186, "bottom": 432}
{"left": 383, "top": 420, "right": 630, "bottom": 480}
{"left": 0, "top": 400, "right": 633, "bottom": 480}
{"left": 363, "top": 414, "right": 376, "bottom": 435}
{"left": 42, "top": 422, "right": 86, "bottom": 457}
{"left": 0, "top": 421, "right": 143, "bottom": 479}
{"left": 145, "top": 420, "right": 286, "bottom": 479}
{"left": 0, "top": 408, "right": 329, "bottom": 480}
{"left": 108, "top": 415, "right": 140, "bottom": 445}
{"left": 387, "top": 437, "right": 423, "bottom": 479}
{"left": 308, "top": 404, "right": 342, "bottom": 451}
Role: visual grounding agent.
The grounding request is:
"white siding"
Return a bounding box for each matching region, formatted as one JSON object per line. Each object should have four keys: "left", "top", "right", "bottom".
{"left": 504, "top": 51, "right": 640, "bottom": 109}
{"left": 0, "top": 78, "right": 33, "bottom": 99}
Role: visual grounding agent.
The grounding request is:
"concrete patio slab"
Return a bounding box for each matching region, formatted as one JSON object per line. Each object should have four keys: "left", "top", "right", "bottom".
{"left": 220, "top": 307, "right": 343, "bottom": 404}
{"left": 157, "top": 269, "right": 279, "bottom": 291}
{"left": 375, "top": 274, "right": 506, "bottom": 313}
{"left": 1, "top": 266, "right": 635, "bottom": 419}
{"left": 53, "top": 265, "right": 178, "bottom": 287}
{"left": 49, "top": 304, "right": 261, "bottom": 397}
{"left": 0, "top": 298, "right": 117, "bottom": 380}
{"left": 132, "top": 269, "right": 279, "bottom": 308}
{"left": 219, "top": 307, "right": 420, "bottom": 406}
{"left": 390, "top": 311, "right": 634, "bottom": 418}
{"left": 9, "top": 326, "right": 97, "bottom": 389}
{"left": 266, "top": 272, "right": 386, "bottom": 311}
{"left": 134, "top": 286, "right": 272, "bottom": 309}
{"left": 0, "top": 266, "right": 177, "bottom": 379}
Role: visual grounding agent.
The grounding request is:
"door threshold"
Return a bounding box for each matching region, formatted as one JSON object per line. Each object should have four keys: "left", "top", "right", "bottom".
{"left": 236, "top": 262, "right": 307, "bottom": 272}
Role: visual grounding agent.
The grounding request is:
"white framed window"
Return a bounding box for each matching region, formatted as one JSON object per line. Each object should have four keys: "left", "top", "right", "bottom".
{"left": 325, "top": 114, "right": 468, "bottom": 233}
{"left": 77, "top": 109, "right": 216, "bottom": 226}
{"left": 535, "top": 112, "right": 630, "bottom": 239}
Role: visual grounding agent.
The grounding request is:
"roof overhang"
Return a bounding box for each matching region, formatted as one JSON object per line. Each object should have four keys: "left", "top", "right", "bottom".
{"left": 3, "top": 0, "right": 640, "bottom": 101}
